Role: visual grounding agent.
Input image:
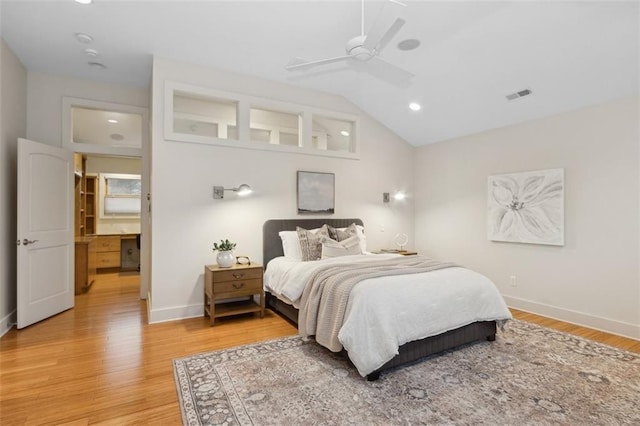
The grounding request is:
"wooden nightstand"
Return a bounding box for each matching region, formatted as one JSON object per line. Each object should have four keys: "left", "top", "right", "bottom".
{"left": 372, "top": 250, "right": 418, "bottom": 256}
{"left": 204, "top": 263, "right": 265, "bottom": 325}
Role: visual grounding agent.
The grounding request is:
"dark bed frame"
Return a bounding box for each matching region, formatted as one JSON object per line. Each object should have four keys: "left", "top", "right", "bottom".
{"left": 263, "top": 218, "right": 496, "bottom": 381}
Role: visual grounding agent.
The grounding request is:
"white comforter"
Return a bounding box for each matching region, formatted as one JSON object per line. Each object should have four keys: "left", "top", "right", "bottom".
{"left": 264, "top": 254, "right": 512, "bottom": 376}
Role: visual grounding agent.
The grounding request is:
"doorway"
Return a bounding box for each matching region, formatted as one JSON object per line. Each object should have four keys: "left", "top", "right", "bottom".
{"left": 63, "top": 97, "right": 150, "bottom": 303}
{"left": 74, "top": 154, "right": 142, "bottom": 297}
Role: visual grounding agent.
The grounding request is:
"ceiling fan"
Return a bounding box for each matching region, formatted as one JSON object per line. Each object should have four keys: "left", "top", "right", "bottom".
{"left": 285, "top": 0, "right": 414, "bottom": 83}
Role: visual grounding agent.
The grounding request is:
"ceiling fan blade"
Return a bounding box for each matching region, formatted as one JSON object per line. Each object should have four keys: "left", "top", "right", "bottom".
{"left": 351, "top": 56, "right": 414, "bottom": 87}
{"left": 285, "top": 55, "right": 352, "bottom": 71}
{"left": 372, "top": 18, "right": 406, "bottom": 54}
{"left": 362, "top": 0, "right": 407, "bottom": 54}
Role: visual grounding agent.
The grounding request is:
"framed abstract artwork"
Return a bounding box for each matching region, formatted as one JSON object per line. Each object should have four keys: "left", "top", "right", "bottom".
{"left": 488, "top": 168, "right": 564, "bottom": 246}
{"left": 297, "top": 171, "right": 335, "bottom": 214}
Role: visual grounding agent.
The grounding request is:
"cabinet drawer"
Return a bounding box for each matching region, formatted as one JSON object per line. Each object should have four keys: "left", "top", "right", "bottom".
{"left": 97, "top": 251, "right": 120, "bottom": 268}
{"left": 97, "top": 236, "right": 120, "bottom": 252}
{"left": 213, "top": 268, "right": 263, "bottom": 283}
{"left": 214, "top": 278, "right": 262, "bottom": 295}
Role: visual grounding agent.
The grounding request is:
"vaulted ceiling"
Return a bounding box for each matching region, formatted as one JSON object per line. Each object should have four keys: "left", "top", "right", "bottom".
{"left": 1, "top": 1, "right": 638, "bottom": 146}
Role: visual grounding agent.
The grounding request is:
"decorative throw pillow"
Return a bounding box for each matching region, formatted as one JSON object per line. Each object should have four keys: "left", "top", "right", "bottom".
{"left": 354, "top": 225, "right": 367, "bottom": 252}
{"left": 297, "top": 225, "right": 330, "bottom": 261}
{"left": 328, "top": 223, "right": 358, "bottom": 241}
{"left": 320, "top": 235, "right": 362, "bottom": 259}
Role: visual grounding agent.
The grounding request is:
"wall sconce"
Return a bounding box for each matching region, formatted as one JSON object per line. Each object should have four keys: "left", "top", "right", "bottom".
{"left": 213, "top": 184, "right": 253, "bottom": 199}
{"left": 383, "top": 192, "right": 406, "bottom": 203}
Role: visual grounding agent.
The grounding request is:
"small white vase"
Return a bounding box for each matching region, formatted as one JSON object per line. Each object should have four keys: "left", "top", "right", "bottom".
{"left": 216, "top": 250, "right": 234, "bottom": 268}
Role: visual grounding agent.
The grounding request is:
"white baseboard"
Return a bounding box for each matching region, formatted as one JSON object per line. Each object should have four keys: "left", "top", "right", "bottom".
{"left": 0, "top": 310, "right": 16, "bottom": 338}
{"left": 148, "top": 303, "right": 203, "bottom": 324}
{"left": 504, "top": 295, "right": 640, "bottom": 341}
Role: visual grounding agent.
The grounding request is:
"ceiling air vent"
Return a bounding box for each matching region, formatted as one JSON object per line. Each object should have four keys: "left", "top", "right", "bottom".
{"left": 506, "top": 89, "right": 532, "bottom": 101}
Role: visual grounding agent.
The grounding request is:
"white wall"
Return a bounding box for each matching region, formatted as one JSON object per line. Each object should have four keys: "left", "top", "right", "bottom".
{"left": 26, "top": 72, "right": 148, "bottom": 148}
{"left": 150, "top": 57, "right": 415, "bottom": 322}
{"left": 414, "top": 96, "right": 640, "bottom": 339}
{"left": 0, "top": 39, "right": 27, "bottom": 336}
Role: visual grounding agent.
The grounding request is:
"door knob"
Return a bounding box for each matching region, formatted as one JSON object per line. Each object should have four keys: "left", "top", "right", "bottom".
{"left": 22, "top": 239, "right": 39, "bottom": 245}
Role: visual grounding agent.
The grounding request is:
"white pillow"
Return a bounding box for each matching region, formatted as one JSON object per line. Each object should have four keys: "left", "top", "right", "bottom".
{"left": 279, "top": 231, "right": 302, "bottom": 260}
{"left": 321, "top": 235, "right": 362, "bottom": 259}
{"left": 279, "top": 227, "right": 325, "bottom": 260}
{"left": 334, "top": 224, "right": 367, "bottom": 253}
{"left": 355, "top": 225, "right": 367, "bottom": 252}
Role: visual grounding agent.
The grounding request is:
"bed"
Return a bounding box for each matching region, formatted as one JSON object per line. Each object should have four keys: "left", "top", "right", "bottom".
{"left": 263, "top": 218, "right": 512, "bottom": 380}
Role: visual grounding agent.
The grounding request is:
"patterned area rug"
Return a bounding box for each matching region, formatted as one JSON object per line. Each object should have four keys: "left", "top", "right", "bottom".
{"left": 173, "top": 320, "right": 640, "bottom": 425}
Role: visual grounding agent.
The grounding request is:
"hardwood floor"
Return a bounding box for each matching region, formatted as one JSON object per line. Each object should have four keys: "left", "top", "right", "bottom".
{"left": 1, "top": 272, "right": 638, "bottom": 424}
{"left": 0, "top": 272, "right": 297, "bottom": 425}
{"left": 510, "top": 308, "right": 640, "bottom": 353}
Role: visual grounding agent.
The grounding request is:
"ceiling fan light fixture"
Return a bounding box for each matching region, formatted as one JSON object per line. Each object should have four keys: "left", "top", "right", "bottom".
{"left": 346, "top": 36, "right": 373, "bottom": 61}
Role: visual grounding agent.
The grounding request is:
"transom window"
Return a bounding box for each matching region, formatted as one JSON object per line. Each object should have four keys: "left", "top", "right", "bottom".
{"left": 164, "top": 81, "right": 359, "bottom": 159}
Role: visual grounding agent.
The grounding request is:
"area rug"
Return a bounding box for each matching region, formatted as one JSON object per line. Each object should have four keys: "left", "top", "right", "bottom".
{"left": 173, "top": 320, "right": 640, "bottom": 425}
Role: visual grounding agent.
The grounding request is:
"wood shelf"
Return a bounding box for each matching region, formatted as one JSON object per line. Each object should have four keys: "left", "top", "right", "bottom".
{"left": 74, "top": 155, "right": 97, "bottom": 237}
{"left": 209, "top": 299, "right": 263, "bottom": 318}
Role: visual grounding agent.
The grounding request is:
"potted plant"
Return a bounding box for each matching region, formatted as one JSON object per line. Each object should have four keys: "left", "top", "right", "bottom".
{"left": 213, "top": 239, "right": 237, "bottom": 268}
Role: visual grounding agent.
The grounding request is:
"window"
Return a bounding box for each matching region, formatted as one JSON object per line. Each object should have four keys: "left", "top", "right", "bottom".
{"left": 63, "top": 97, "right": 148, "bottom": 158}
{"left": 173, "top": 92, "right": 238, "bottom": 140}
{"left": 312, "top": 115, "right": 355, "bottom": 153}
{"left": 249, "top": 107, "right": 300, "bottom": 146}
{"left": 165, "top": 81, "right": 359, "bottom": 159}
{"left": 102, "top": 173, "right": 141, "bottom": 217}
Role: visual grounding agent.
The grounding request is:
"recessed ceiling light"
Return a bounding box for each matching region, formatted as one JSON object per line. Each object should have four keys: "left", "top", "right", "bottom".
{"left": 107, "top": 119, "right": 118, "bottom": 124}
{"left": 88, "top": 62, "right": 107, "bottom": 70}
{"left": 75, "top": 33, "right": 93, "bottom": 44}
{"left": 75, "top": 0, "right": 92, "bottom": 4}
{"left": 340, "top": 130, "right": 350, "bottom": 136}
{"left": 397, "top": 39, "right": 421, "bottom": 51}
{"left": 409, "top": 102, "right": 421, "bottom": 111}
{"left": 84, "top": 48, "right": 99, "bottom": 57}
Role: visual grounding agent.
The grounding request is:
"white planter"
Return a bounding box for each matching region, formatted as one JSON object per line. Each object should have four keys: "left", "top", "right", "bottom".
{"left": 216, "top": 250, "right": 234, "bottom": 268}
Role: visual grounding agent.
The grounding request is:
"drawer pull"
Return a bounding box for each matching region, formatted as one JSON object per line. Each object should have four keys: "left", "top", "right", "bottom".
{"left": 232, "top": 282, "right": 244, "bottom": 290}
{"left": 232, "top": 273, "right": 244, "bottom": 279}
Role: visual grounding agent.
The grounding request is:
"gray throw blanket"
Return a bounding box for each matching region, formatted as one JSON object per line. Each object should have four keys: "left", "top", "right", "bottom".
{"left": 298, "top": 256, "right": 458, "bottom": 352}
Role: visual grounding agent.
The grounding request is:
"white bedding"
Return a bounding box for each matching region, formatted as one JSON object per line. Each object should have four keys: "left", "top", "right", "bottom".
{"left": 264, "top": 254, "right": 512, "bottom": 376}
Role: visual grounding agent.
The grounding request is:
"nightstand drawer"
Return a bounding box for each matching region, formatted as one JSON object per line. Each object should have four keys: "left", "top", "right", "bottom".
{"left": 214, "top": 278, "right": 262, "bottom": 296}
{"left": 213, "top": 268, "right": 263, "bottom": 283}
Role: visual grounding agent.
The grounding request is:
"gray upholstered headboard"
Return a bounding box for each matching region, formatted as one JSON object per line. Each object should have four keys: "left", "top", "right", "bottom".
{"left": 263, "top": 218, "right": 363, "bottom": 268}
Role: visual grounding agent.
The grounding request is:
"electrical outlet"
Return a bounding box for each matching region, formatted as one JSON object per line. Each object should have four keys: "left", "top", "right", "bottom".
{"left": 509, "top": 275, "right": 517, "bottom": 287}
{"left": 379, "top": 224, "right": 385, "bottom": 233}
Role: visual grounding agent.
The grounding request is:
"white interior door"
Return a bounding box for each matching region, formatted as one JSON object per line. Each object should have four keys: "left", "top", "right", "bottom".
{"left": 17, "top": 138, "right": 74, "bottom": 329}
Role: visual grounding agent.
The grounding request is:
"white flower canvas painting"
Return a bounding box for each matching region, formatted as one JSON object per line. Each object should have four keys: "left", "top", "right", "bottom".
{"left": 488, "top": 168, "right": 564, "bottom": 246}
